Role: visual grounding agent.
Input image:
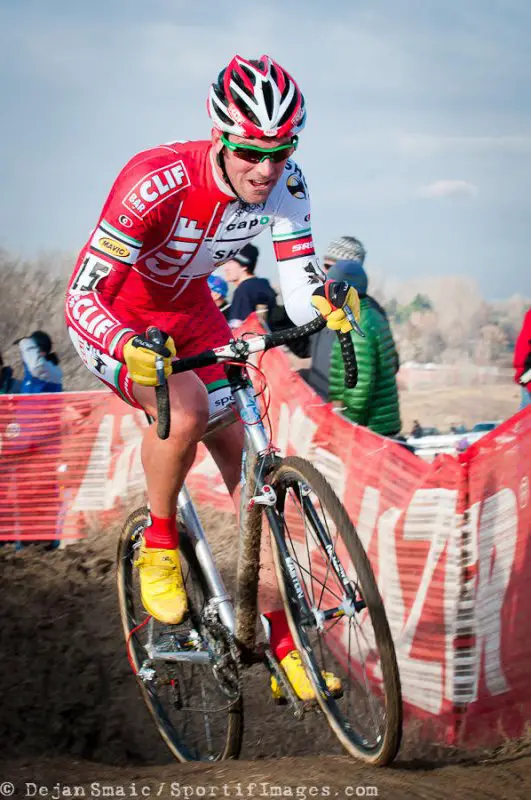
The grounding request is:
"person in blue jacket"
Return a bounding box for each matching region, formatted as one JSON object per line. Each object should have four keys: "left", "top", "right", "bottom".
{"left": 0, "top": 350, "right": 21, "bottom": 394}
{"left": 17, "top": 331, "right": 63, "bottom": 393}
{"left": 10, "top": 331, "right": 63, "bottom": 550}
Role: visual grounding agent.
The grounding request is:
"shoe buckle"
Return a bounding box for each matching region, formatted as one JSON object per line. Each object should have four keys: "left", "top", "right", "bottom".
{"left": 248, "top": 484, "right": 277, "bottom": 508}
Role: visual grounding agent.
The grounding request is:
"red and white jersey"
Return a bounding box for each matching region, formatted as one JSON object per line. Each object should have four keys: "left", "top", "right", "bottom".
{"left": 65, "top": 139, "right": 324, "bottom": 357}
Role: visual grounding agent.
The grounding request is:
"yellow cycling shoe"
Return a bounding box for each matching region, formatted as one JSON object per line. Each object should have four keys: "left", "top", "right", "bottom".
{"left": 134, "top": 544, "right": 188, "bottom": 625}
{"left": 271, "top": 650, "right": 343, "bottom": 703}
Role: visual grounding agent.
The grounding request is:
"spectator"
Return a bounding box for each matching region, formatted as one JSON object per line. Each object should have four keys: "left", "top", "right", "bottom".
{"left": 224, "top": 243, "right": 277, "bottom": 328}
{"left": 513, "top": 308, "right": 531, "bottom": 410}
{"left": 10, "top": 331, "right": 63, "bottom": 550}
{"left": 207, "top": 274, "right": 231, "bottom": 320}
{"left": 327, "top": 259, "right": 401, "bottom": 436}
{"left": 301, "top": 235, "right": 368, "bottom": 399}
{"left": 323, "top": 235, "right": 367, "bottom": 274}
{"left": 411, "top": 420, "right": 423, "bottom": 438}
{"left": 16, "top": 331, "right": 63, "bottom": 394}
{"left": 0, "top": 350, "right": 21, "bottom": 394}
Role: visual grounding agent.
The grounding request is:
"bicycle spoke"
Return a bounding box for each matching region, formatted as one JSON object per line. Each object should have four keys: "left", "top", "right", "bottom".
{"left": 303, "top": 491, "right": 316, "bottom": 608}
{"left": 288, "top": 557, "right": 343, "bottom": 604}
{"left": 351, "top": 618, "right": 385, "bottom": 739}
{"left": 283, "top": 509, "right": 318, "bottom": 606}
{"left": 284, "top": 488, "right": 344, "bottom": 607}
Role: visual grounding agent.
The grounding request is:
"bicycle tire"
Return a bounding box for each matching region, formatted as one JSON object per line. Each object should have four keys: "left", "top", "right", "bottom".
{"left": 116, "top": 506, "right": 243, "bottom": 762}
{"left": 268, "top": 456, "right": 402, "bottom": 766}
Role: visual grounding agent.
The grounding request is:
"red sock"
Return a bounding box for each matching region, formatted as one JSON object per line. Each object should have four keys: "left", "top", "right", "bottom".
{"left": 144, "top": 513, "right": 179, "bottom": 550}
{"left": 263, "top": 609, "right": 296, "bottom": 662}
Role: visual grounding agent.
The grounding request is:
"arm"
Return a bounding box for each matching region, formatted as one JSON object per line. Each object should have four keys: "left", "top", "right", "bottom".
{"left": 270, "top": 161, "right": 325, "bottom": 326}
{"left": 65, "top": 150, "right": 179, "bottom": 359}
{"left": 228, "top": 285, "right": 253, "bottom": 328}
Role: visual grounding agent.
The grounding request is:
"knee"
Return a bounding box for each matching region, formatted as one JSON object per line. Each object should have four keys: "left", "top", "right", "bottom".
{"left": 169, "top": 394, "right": 209, "bottom": 443}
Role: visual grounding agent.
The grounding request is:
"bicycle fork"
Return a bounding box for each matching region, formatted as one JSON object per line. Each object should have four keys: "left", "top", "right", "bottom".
{"left": 266, "top": 500, "right": 365, "bottom": 633}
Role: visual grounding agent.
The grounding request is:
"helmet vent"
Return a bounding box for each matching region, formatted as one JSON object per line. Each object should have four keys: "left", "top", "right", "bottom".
{"left": 240, "top": 63, "right": 257, "bottom": 87}
{"left": 262, "top": 80, "right": 274, "bottom": 117}
{"left": 280, "top": 91, "right": 299, "bottom": 125}
{"left": 233, "top": 91, "right": 260, "bottom": 127}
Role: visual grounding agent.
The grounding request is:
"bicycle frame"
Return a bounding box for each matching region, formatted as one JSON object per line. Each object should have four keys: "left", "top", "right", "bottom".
{"left": 146, "top": 316, "right": 360, "bottom": 664}
{"left": 176, "top": 368, "right": 273, "bottom": 641}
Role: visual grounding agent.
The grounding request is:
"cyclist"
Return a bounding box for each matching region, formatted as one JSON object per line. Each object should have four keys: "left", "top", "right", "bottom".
{"left": 65, "top": 54, "right": 360, "bottom": 701}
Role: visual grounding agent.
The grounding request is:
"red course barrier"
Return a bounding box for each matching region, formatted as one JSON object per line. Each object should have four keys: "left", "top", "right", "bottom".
{"left": 1, "top": 320, "right": 530, "bottom": 748}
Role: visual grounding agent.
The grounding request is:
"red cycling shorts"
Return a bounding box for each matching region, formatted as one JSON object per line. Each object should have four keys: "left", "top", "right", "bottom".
{"left": 68, "top": 279, "right": 233, "bottom": 412}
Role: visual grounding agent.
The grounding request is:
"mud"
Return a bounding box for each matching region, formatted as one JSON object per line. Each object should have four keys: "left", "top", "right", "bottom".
{"left": 1, "top": 509, "right": 531, "bottom": 798}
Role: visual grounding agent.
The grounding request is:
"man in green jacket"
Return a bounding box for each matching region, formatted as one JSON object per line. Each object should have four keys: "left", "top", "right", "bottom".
{"left": 327, "top": 259, "right": 401, "bottom": 436}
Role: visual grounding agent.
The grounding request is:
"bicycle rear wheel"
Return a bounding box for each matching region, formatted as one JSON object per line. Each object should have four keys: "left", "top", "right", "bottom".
{"left": 117, "top": 506, "right": 243, "bottom": 762}
{"left": 268, "top": 457, "right": 402, "bottom": 766}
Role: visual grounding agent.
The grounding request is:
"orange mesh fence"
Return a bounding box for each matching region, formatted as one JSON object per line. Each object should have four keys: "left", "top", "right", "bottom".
{"left": 0, "top": 391, "right": 149, "bottom": 541}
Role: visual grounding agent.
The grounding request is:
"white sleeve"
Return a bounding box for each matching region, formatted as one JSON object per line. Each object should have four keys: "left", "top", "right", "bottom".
{"left": 270, "top": 161, "right": 326, "bottom": 326}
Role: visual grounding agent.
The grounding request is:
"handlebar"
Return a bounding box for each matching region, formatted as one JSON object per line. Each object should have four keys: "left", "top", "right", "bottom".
{"left": 146, "top": 326, "right": 171, "bottom": 440}
{"left": 147, "top": 313, "right": 362, "bottom": 439}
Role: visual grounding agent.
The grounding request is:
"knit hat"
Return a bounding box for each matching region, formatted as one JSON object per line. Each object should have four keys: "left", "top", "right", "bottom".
{"left": 327, "top": 259, "right": 368, "bottom": 295}
{"left": 233, "top": 243, "right": 259, "bottom": 272}
{"left": 207, "top": 274, "right": 229, "bottom": 298}
{"left": 325, "top": 236, "right": 366, "bottom": 264}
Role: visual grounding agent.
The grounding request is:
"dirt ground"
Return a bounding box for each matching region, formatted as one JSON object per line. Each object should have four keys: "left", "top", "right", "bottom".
{"left": 2, "top": 507, "right": 531, "bottom": 799}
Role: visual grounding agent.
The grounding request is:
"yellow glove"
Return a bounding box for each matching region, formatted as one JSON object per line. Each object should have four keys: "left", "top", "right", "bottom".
{"left": 311, "top": 281, "right": 361, "bottom": 334}
{"left": 123, "top": 333, "right": 176, "bottom": 386}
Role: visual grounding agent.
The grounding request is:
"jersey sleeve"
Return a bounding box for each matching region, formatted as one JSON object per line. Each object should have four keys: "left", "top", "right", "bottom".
{"left": 65, "top": 160, "right": 151, "bottom": 357}
{"left": 66, "top": 149, "right": 189, "bottom": 358}
{"left": 270, "top": 161, "right": 326, "bottom": 326}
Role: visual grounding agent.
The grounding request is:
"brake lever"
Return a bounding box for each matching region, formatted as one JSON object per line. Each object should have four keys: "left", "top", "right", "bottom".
{"left": 146, "top": 326, "right": 170, "bottom": 440}
{"left": 344, "top": 306, "right": 365, "bottom": 337}
{"left": 146, "top": 326, "right": 167, "bottom": 386}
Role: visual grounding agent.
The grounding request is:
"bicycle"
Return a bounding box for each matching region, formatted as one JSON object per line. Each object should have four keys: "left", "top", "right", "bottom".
{"left": 116, "top": 314, "right": 402, "bottom": 766}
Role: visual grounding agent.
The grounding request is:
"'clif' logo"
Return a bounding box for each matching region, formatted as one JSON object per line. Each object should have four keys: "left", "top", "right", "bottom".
{"left": 123, "top": 161, "right": 190, "bottom": 220}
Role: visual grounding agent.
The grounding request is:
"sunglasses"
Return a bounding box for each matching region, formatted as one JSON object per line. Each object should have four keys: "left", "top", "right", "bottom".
{"left": 221, "top": 134, "right": 298, "bottom": 164}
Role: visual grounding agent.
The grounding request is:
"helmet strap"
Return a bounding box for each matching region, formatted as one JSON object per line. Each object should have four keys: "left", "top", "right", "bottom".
{"left": 217, "top": 147, "right": 243, "bottom": 201}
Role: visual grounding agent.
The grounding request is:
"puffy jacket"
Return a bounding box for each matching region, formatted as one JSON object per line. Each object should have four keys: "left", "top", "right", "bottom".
{"left": 328, "top": 296, "right": 401, "bottom": 436}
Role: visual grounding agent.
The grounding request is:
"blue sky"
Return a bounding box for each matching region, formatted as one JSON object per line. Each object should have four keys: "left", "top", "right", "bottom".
{"left": 1, "top": 0, "right": 530, "bottom": 300}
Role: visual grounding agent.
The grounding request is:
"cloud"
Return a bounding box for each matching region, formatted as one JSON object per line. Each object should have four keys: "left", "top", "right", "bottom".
{"left": 416, "top": 180, "right": 479, "bottom": 199}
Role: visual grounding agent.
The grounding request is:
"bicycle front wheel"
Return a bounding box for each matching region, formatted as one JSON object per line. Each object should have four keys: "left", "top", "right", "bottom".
{"left": 268, "top": 457, "right": 402, "bottom": 766}
{"left": 117, "top": 506, "right": 243, "bottom": 762}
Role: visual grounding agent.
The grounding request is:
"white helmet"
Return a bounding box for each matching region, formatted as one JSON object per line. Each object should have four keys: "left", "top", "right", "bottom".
{"left": 208, "top": 54, "right": 306, "bottom": 139}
